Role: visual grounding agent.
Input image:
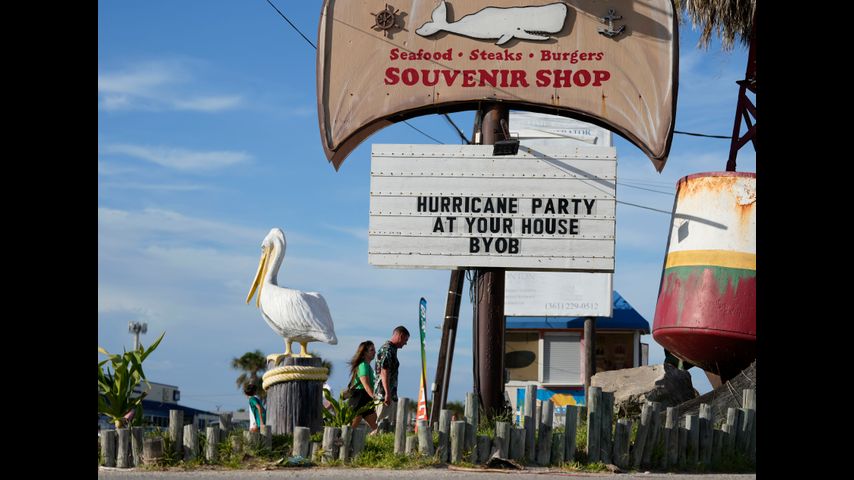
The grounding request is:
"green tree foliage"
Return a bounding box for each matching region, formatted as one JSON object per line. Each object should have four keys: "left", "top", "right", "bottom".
{"left": 231, "top": 350, "right": 267, "bottom": 398}
{"left": 322, "top": 389, "right": 379, "bottom": 428}
{"left": 98, "top": 332, "right": 165, "bottom": 428}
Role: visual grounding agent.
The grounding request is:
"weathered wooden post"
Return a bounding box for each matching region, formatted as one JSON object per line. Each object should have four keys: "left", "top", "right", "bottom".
{"left": 712, "top": 428, "right": 724, "bottom": 466}
{"left": 476, "top": 435, "right": 491, "bottom": 464}
{"left": 417, "top": 420, "right": 434, "bottom": 456}
{"left": 464, "top": 392, "right": 479, "bottom": 453}
{"left": 405, "top": 435, "right": 417, "bottom": 455}
{"left": 265, "top": 356, "right": 328, "bottom": 435}
{"left": 494, "top": 421, "right": 510, "bottom": 458}
{"left": 587, "top": 386, "right": 602, "bottom": 464}
{"left": 130, "top": 426, "right": 144, "bottom": 467}
{"left": 169, "top": 410, "right": 184, "bottom": 457}
{"left": 351, "top": 425, "right": 368, "bottom": 458}
{"left": 310, "top": 442, "right": 321, "bottom": 462}
{"left": 321, "top": 426, "right": 340, "bottom": 463}
{"left": 230, "top": 435, "right": 242, "bottom": 455}
{"left": 101, "top": 430, "right": 117, "bottom": 467}
{"left": 664, "top": 407, "right": 678, "bottom": 468}
{"left": 142, "top": 437, "right": 163, "bottom": 466}
{"left": 642, "top": 402, "right": 662, "bottom": 467}
{"left": 743, "top": 388, "right": 756, "bottom": 463}
{"left": 394, "top": 397, "right": 410, "bottom": 454}
{"left": 260, "top": 425, "right": 272, "bottom": 450}
{"left": 599, "top": 391, "right": 614, "bottom": 464}
{"left": 244, "top": 429, "right": 260, "bottom": 452}
{"left": 725, "top": 407, "right": 740, "bottom": 457}
{"left": 184, "top": 424, "right": 199, "bottom": 461}
{"left": 632, "top": 402, "right": 653, "bottom": 469}
{"left": 450, "top": 420, "right": 465, "bottom": 463}
{"left": 292, "top": 426, "right": 311, "bottom": 457}
{"left": 205, "top": 425, "right": 219, "bottom": 462}
{"left": 686, "top": 414, "right": 699, "bottom": 466}
{"left": 340, "top": 425, "right": 353, "bottom": 461}
{"left": 524, "top": 385, "right": 537, "bottom": 461}
{"left": 739, "top": 407, "right": 754, "bottom": 454}
{"left": 564, "top": 404, "right": 579, "bottom": 463}
{"left": 116, "top": 428, "right": 130, "bottom": 468}
{"left": 613, "top": 419, "right": 632, "bottom": 470}
{"left": 509, "top": 426, "right": 525, "bottom": 460}
{"left": 437, "top": 409, "right": 452, "bottom": 462}
{"left": 536, "top": 399, "right": 554, "bottom": 466}
{"left": 677, "top": 416, "right": 687, "bottom": 468}
{"left": 551, "top": 432, "right": 565, "bottom": 465}
{"left": 218, "top": 412, "right": 232, "bottom": 437}
{"left": 698, "top": 403, "right": 713, "bottom": 466}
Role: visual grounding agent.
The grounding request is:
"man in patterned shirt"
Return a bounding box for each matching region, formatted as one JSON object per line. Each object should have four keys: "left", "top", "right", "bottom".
{"left": 373, "top": 326, "right": 410, "bottom": 426}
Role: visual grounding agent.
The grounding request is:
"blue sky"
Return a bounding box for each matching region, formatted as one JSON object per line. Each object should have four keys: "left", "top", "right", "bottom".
{"left": 98, "top": 1, "right": 755, "bottom": 413}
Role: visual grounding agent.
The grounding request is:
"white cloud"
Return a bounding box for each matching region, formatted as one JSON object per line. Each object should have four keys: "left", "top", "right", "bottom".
{"left": 173, "top": 96, "right": 244, "bottom": 112}
{"left": 99, "top": 182, "right": 212, "bottom": 192}
{"left": 98, "top": 60, "right": 244, "bottom": 112}
{"left": 101, "top": 144, "right": 251, "bottom": 172}
{"left": 321, "top": 224, "right": 368, "bottom": 241}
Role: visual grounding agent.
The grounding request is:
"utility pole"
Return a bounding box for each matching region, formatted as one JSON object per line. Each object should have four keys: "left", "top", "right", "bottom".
{"left": 476, "top": 103, "right": 510, "bottom": 418}
{"left": 128, "top": 321, "right": 148, "bottom": 350}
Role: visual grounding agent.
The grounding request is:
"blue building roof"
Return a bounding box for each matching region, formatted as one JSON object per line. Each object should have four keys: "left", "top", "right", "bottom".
{"left": 505, "top": 291, "right": 650, "bottom": 333}
{"left": 141, "top": 399, "right": 218, "bottom": 418}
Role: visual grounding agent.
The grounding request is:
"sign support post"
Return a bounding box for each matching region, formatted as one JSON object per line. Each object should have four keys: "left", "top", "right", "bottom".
{"left": 476, "top": 103, "right": 508, "bottom": 418}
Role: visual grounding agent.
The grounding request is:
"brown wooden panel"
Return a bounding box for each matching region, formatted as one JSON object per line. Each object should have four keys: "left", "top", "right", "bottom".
{"left": 318, "top": 0, "right": 677, "bottom": 170}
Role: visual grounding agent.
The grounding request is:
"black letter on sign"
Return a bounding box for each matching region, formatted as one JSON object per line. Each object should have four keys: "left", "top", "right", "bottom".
{"left": 469, "top": 237, "right": 480, "bottom": 253}
{"left": 433, "top": 217, "right": 445, "bottom": 233}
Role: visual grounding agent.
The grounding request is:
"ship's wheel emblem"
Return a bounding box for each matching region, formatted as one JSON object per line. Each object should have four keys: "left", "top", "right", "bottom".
{"left": 371, "top": 4, "right": 404, "bottom": 38}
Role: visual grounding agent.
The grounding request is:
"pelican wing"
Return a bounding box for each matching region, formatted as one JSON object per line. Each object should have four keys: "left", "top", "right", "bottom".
{"left": 259, "top": 285, "right": 337, "bottom": 344}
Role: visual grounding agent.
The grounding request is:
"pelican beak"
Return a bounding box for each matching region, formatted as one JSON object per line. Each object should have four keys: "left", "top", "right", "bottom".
{"left": 246, "top": 246, "right": 269, "bottom": 306}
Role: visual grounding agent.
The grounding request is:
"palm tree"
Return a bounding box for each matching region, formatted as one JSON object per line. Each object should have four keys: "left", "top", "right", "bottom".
{"left": 675, "top": 0, "right": 756, "bottom": 50}
{"left": 231, "top": 350, "right": 267, "bottom": 398}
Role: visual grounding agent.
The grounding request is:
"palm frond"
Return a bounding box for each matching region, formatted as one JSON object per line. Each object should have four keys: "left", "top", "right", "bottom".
{"left": 677, "top": 0, "right": 755, "bottom": 50}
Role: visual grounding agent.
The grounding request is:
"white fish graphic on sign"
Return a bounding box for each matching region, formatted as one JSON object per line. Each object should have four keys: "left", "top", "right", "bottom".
{"left": 416, "top": 1, "right": 568, "bottom": 46}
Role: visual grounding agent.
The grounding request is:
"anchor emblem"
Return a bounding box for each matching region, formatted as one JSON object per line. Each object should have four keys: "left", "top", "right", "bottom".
{"left": 598, "top": 9, "right": 625, "bottom": 38}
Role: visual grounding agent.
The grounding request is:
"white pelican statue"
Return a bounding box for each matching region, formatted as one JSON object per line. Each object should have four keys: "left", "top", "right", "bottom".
{"left": 246, "top": 228, "right": 337, "bottom": 363}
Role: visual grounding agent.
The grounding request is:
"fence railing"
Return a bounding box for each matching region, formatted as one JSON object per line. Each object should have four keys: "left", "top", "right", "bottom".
{"left": 100, "top": 388, "right": 755, "bottom": 471}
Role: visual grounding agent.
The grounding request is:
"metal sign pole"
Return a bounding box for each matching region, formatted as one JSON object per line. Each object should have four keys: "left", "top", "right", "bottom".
{"left": 476, "top": 103, "right": 509, "bottom": 418}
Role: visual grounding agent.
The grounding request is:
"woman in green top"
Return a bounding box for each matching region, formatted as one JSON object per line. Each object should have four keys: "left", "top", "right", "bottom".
{"left": 348, "top": 340, "right": 378, "bottom": 432}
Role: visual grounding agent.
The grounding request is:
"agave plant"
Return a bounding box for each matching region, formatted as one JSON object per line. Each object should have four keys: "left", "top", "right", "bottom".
{"left": 321, "top": 389, "right": 379, "bottom": 428}
{"left": 98, "top": 332, "right": 165, "bottom": 428}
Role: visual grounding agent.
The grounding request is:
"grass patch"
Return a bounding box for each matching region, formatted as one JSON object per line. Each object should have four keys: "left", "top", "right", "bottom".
{"left": 562, "top": 460, "right": 609, "bottom": 472}
{"left": 347, "top": 432, "right": 441, "bottom": 469}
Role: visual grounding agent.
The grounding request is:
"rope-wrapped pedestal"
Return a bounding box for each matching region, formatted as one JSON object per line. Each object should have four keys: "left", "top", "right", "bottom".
{"left": 263, "top": 357, "right": 328, "bottom": 435}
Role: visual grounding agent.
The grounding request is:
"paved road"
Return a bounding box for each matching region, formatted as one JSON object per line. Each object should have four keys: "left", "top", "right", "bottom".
{"left": 99, "top": 467, "right": 756, "bottom": 480}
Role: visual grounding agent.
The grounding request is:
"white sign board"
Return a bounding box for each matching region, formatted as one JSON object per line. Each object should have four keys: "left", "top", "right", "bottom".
{"left": 369, "top": 144, "right": 616, "bottom": 270}
{"left": 511, "top": 112, "right": 613, "bottom": 149}
{"left": 505, "top": 271, "right": 613, "bottom": 317}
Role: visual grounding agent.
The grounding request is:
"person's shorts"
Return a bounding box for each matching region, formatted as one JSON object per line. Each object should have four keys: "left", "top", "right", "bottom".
{"left": 347, "top": 388, "right": 374, "bottom": 413}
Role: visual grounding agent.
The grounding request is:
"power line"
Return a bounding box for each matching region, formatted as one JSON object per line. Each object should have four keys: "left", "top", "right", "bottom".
{"left": 616, "top": 200, "right": 672, "bottom": 215}
{"left": 616, "top": 182, "right": 674, "bottom": 196}
{"left": 402, "top": 120, "right": 444, "bottom": 144}
{"left": 265, "top": 0, "right": 317, "bottom": 50}
{"left": 443, "top": 114, "right": 471, "bottom": 144}
{"left": 263, "top": 1, "right": 443, "bottom": 145}
{"left": 674, "top": 130, "right": 730, "bottom": 139}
